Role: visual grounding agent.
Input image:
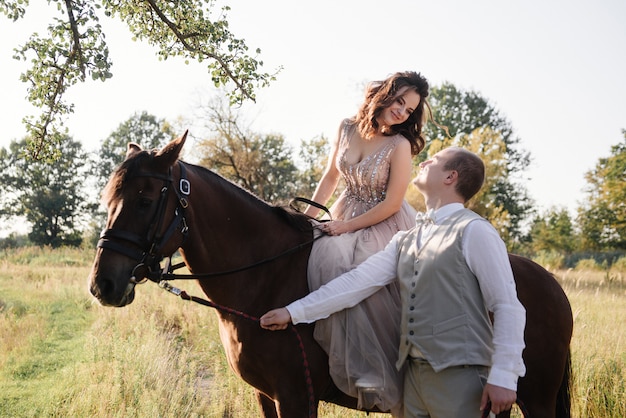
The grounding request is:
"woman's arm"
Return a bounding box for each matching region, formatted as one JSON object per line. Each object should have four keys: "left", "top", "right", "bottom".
{"left": 304, "top": 122, "right": 343, "bottom": 218}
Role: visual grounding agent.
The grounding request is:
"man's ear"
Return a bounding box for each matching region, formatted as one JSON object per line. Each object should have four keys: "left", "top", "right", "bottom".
{"left": 444, "top": 170, "right": 458, "bottom": 185}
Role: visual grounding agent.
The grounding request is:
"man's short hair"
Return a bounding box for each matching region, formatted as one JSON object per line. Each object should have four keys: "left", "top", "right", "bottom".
{"left": 443, "top": 148, "right": 485, "bottom": 202}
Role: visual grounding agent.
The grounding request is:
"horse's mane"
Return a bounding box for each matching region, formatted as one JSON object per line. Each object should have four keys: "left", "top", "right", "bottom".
{"left": 187, "top": 162, "right": 314, "bottom": 233}
{"left": 101, "top": 149, "right": 154, "bottom": 205}
{"left": 103, "top": 152, "right": 313, "bottom": 233}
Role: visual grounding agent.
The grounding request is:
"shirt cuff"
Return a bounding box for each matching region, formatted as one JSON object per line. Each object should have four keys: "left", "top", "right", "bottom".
{"left": 285, "top": 302, "right": 310, "bottom": 325}
{"left": 487, "top": 366, "right": 519, "bottom": 391}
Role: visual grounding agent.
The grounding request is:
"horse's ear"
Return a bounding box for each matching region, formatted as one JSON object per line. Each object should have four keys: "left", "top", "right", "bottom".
{"left": 154, "top": 130, "right": 188, "bottom": 169}
{"left": 126, "top": 143, "right": 142, "bottom": 159}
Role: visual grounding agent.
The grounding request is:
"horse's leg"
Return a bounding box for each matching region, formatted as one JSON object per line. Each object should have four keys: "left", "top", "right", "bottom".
{"left": 517, "top": 348, "right": 561, "bottom": 417}
{"left": 255, "top": 390, "right": 279, "bottom": 418}
{"left": 510, "top": 254, "right": 573, "bottom": 418}
{"left": 255, "top": 389, "right": 320, "bottom": 418}
{"left": 516, "top": 307, "right": 572, "bottom": 418}
{"left": 274, "top": 392, "right": 319, "bottom": 418}
{"left": 555, "top": 350, "right": 572, "bottom": 418}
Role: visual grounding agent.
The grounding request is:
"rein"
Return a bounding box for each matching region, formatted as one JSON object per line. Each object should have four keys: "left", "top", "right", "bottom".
{"left": 289, "top": 196, "right": 333, "bottom": 221}
{"left": 159, "top": 234, "right": 321, "bottom": 280}
{"left": 158, "top": 196, "right": 327, "bottom": 280}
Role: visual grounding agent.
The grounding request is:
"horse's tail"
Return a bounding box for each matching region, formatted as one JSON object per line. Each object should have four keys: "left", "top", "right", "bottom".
{"left": 556, "top": 348, "right": 572, "bottom": 418}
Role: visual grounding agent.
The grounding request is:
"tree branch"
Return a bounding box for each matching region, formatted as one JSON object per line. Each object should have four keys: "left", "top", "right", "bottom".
{"left": 64, "top": 0, "right": 85, "bottom": 77}
{"left": 143, "top": 0, "right": 253, "bottom": 102}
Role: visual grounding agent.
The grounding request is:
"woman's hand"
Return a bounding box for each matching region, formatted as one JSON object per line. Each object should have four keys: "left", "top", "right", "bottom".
{"left": 320, "top": 220, "right": 350, "bottom": 236}
{"left": 260, "top": 308, "right": 292, "bottom": 330}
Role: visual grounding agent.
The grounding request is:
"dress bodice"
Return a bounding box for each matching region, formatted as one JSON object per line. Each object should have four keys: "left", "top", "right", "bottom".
{"left": 335, "top": 120, "right": 405, "bottom": 217}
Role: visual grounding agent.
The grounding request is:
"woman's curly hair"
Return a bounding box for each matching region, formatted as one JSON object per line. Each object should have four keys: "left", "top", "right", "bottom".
{"left": 355, "top": 71, "right": 432, "bottom": 155}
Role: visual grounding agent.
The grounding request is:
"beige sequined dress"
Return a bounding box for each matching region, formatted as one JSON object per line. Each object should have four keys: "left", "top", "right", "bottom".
{"left": 308, "top": 119, "right": 416, "bottom": 416}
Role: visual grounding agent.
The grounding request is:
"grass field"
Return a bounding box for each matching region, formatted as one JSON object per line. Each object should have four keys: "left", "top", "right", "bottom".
{"left": 0, "top": 247, "right": 624, "bottom": 417}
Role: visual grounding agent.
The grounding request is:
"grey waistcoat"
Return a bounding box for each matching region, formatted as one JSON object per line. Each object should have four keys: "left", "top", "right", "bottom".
{"left": 395, "top": 209, "right": 494, "bottom": 372}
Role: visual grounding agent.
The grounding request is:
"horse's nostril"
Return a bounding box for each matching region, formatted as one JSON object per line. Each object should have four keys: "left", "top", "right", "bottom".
{"left": 89, "top": 282, "right": 98, "bottom": 297}
{"left": 100, "top": 277, "right": 116, "bottom": 296}
{"left": 91, "top": 276, "right": 116, "bottom": 299}
{"left": 91, "top": 275, "right": 133, "bottom": 307}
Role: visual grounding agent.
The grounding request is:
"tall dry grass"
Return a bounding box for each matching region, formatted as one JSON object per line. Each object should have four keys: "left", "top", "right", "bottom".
{"left": 0, "top": 247, "right": 624, "bottom": 417}
{"left": 558, "top": 268, "right": 626, "bottom": 418}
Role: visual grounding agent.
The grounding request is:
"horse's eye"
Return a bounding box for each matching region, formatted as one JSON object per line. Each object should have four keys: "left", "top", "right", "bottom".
{"left": 138, "top": 197, "right": 152, "bottom": 210}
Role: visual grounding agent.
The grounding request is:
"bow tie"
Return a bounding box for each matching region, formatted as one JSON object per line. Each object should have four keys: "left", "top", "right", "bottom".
{"left": 415, "top": 209, "right": 436, "bottom": 225}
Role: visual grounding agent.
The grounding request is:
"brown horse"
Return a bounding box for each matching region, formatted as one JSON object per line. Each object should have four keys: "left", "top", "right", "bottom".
{"left": 88, "top": 132, "right": 573, "bottom": 418}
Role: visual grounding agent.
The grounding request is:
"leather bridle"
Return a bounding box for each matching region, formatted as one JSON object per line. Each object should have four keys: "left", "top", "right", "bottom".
{"left": 97, "top": 162, "right": 190, "bottom": 284}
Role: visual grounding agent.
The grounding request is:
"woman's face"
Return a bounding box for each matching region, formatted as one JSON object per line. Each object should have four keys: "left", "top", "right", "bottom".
{"left": 378, "top": 87, "right": 421, "bottom": 129}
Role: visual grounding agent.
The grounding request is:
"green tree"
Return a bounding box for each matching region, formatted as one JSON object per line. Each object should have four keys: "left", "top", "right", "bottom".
{"left": 295, "top": 135, "right": 330, "bottom": 202}
{"left": 94, "top": 111, "right": 176, "bottom": 190}
{"left": 79, "top": 111, "right": 177, "bottom": 245}
{"left": 528, "top": 207, "right": 577, "bottom": 254}
{"left": 424, "top": 127, "right": 519, "bottom": 244}
{"left": 193, "top": 96, "right": 295, "bottom": 204}
{"left": 0, "top": 0, "right": 278, "bottom": 160}
{"left": 0, "top": 136, "right": 89, "bottom": 246}
{"left": 201, "top": 132, "right": 301, "bottom": 204}
{"left": 578, "top": 130, "right": 626, "bottom": 250}
{"left": 425, "top": 82, "right": 533, "bottom": 244}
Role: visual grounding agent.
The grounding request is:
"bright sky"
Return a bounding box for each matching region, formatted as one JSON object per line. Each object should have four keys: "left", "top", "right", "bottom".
{"left": 1, "top": 0, "right": 625, "bottom": 218}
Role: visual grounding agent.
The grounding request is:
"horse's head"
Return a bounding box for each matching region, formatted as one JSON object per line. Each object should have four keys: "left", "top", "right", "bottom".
{"left": 88, "top": 131, "right": 189, "bottom": 307}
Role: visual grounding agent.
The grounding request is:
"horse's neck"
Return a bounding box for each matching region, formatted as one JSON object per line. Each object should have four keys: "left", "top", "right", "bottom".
{"left": 179, "top": 169, "right": 310, "bottom": 302}
{"left": 180, "top": 203, "right": 310, "bottom": 314}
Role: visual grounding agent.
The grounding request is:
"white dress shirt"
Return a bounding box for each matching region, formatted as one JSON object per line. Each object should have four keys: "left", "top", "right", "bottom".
{"left": 287, "top": 203, "right": 526, "bottom": 390}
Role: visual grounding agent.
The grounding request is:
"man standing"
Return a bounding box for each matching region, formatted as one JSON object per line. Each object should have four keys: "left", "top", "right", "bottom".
{"left": 260, "top": 147, "right": 526, "bottom": 417}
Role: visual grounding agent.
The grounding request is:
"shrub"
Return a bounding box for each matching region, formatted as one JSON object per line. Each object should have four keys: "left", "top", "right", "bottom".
{"left": 611, "top": 256, "right": 626, "bottom": 273}
{"left": 575, "top": 258, "right": 605, "bottom": 271}
{"left": 533, "top": 250, "right": 565, "bottom": 270}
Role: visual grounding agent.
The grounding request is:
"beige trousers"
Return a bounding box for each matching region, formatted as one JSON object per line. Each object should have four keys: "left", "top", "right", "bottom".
{"left": 403, "top": 358, "right": 489, "bottom": 418}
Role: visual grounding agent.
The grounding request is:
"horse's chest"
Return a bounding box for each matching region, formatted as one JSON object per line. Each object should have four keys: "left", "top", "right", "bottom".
{"left": 217, "top": 319, "right": 245, "bottom": 373}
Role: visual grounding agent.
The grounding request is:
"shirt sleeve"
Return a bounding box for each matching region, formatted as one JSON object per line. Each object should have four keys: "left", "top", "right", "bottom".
{"left": 463, "top": 220, "right": 527, "bottom": 391}
{"left": 287, "top": 234, "right": 401, "bottom": 324}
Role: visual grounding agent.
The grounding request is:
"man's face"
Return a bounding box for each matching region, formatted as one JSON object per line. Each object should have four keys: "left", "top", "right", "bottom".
{"left": 412, "top": 148, "right": 455, "bottom": 193}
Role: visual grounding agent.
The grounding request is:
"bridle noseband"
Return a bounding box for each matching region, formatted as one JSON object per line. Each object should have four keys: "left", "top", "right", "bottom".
{"left": 97, "top": 162, "right": 190, "bottom": 284}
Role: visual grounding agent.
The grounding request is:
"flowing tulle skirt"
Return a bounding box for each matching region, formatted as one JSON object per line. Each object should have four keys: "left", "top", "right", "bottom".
{"left": 308, "top": 200, "right": 416, "bottom": 417}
